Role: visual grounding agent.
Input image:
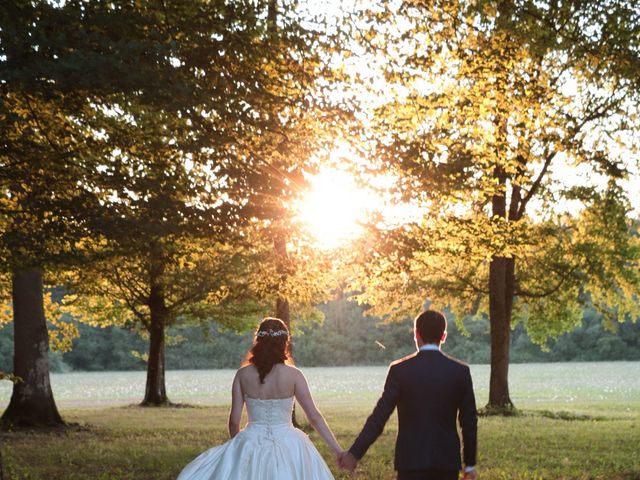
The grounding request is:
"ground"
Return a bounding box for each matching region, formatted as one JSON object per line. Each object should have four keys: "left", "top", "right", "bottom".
{"left": 1, "top": 363, "right": 639, "bottom": 479}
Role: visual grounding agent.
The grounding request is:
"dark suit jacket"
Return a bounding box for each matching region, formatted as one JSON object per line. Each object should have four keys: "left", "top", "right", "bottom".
{"left": 349, "top": 349, "right": 477, "bottom": 472}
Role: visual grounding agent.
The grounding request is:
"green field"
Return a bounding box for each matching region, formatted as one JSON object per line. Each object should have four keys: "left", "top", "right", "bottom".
{"left": 2, "top": 363, "right": 639, "bottom": 479}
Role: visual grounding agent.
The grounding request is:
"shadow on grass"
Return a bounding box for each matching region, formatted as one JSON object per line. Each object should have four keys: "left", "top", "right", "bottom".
{"left": 478, "top": 404, "right": 521, "bottom": 417}
{"left": 478, "top": 404, "right": 613, "bottom": 421}
{"left": 530, "top": 410, "right": 609, "bottom": 421}
{"left": 478, "top": 405, "right": 612, "bottom": 421}
{"left": 121, "top": 402, "right": 207, "bottom": 409}
{"left": 0, "top": 421, "right": 93, "bottom": 438}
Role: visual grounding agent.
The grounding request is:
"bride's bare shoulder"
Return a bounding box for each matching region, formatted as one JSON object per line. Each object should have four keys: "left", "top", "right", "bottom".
{"left": 282, "top": 364, "right": 304, "bottom": 378}
{"left": 236, "top": 364, "right": 257, "bottom": 378}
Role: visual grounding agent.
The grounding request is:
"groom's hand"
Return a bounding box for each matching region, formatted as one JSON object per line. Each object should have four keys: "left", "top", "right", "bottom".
{"left": 463, "top": 469, "right": 478, "bottom": 480}
{"left": 338, "top": 451, "right": 358, "bottom": 472}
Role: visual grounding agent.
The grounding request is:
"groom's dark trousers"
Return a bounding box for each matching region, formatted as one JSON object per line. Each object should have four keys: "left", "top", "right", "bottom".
{"left": 397, "top": 469, "right": 458, "bottom": 480}
{"left": 348, "top": 350, "right": 477, "bottom": 478}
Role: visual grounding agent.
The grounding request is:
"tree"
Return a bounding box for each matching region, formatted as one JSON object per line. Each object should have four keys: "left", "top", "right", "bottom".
{"left": 64, "top": 238, "right": 267, "bottom": 405}
{"left": 59, "top": 0, "right": 345, "bottom": 405}
{"left": 223, "top": 0, "right": 351, "bottom": 333}
{"left": 350, "top": 0, "right": 640, "bottom": 410}
{"left": 0, "top": 0, "right": 108, "bottom": 425}
{"left": 1, "top": 0, "right": 278, "bottom": 421}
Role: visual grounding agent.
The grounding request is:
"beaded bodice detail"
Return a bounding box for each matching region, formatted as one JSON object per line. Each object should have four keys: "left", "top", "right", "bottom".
{"left": 245, "top": 396, "right": 294, "bottom": 428}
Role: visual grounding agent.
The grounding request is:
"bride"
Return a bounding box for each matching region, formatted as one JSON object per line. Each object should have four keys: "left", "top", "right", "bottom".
{"left": 177, "top": 317, "right": 343, "bottom": 479}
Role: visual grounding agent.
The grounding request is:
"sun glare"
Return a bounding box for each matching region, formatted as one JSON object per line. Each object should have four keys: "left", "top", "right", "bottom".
{"left": 297, "top": 142, "right": 423, "bottom": 249}
{"left": 297, "top": 167, "right": 371, "bottom": 249}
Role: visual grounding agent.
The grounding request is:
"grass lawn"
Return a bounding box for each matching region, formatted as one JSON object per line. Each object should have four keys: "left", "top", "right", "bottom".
{"left": 2, "top": 363, "right": 639, "bottom": 479}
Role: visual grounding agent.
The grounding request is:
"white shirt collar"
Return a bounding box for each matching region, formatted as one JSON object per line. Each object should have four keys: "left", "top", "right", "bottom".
{"left": 419, "top": 344, "right": 440, "bottom": 352}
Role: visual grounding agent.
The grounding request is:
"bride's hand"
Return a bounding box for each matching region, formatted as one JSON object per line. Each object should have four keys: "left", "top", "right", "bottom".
{"left": 337, "top": 451, "right": 358, "bottom": 472}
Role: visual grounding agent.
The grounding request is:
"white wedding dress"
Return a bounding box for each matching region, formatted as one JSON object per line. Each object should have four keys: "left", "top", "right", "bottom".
{"left": 177, "top": 396, "right": 334, "bottom": 480}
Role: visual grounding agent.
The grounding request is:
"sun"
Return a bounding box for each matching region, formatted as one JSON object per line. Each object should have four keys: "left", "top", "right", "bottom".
{"left": 296, "top": 142, "right": 422, "bottom": 249}
{"left": 297, "top": 166, "right": 372, "bottom": 249}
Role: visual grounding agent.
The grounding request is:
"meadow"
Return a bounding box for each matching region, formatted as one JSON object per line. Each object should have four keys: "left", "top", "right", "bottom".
{"left": 1, "top": 362, "right": 639, "bottom": 479}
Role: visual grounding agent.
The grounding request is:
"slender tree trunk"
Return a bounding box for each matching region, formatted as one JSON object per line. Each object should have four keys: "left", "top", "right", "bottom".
{"left": 141, "top": 254, "right": 169, "bottom": 406}
{"left": 275, "top": 297, "right": 300, "bottom": 426}
{"left": 267, "top": 0, "right": 277, "bottom": 31}
{"left": 276, "top": 296, "right": 290, "bottom": 327}
{"left": 334, "top": 287, "right": 346, "bottom": 335}
{"left": 1, "top": 268, "right": 64, "bottom": 428}
{"left": 269, "top": 0, "right": 299, "bottom": 426}
{"left": 273, "top": 232, "right": 301, "bottom": 426}
{"left": 274, "top": 232, "right": 292, "bottom": 329}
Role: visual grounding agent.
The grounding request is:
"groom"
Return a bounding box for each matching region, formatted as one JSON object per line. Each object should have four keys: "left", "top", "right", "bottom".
{"left": 339, "top": 309, "right": 478, "bottom": 480}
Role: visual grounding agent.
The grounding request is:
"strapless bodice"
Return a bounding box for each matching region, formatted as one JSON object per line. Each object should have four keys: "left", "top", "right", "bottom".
{"left": 245, "top": 396, "right": 294, "bottom": 427}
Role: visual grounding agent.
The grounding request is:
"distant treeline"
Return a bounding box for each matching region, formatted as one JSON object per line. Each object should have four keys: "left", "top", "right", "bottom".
{"left": 1, "top": 299, "right": 638, "bottom": 373}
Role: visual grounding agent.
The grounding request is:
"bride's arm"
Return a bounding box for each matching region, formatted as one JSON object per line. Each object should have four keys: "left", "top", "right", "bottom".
{"left": 228, "top": 371, "right": 244, "bottom": 438}
{"left": 294, "top": 369, "right": 343, "bottom": 455}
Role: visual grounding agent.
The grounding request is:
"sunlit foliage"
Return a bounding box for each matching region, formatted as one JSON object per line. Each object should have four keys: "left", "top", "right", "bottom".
{"left": 347, "top": 0, "right": 640, "bottom": 407}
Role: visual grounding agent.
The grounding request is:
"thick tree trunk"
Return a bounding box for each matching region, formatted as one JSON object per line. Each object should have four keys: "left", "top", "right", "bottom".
{"left": 1, "top": 268, "right": 64, "bottom": 428}
{"left": 0, "top": 445, "right": 4, "bottom": 479}
{"left": 141, "top": 255, "right": 169, "bottom": 406}
{"left": 487, "top": 160, "right": 516, "bottom": 411}
{"left": 488, "top": 256, "right": 515, "bottom": 409}
{"left": 141, "top": 313, "right": 168, "bottom": 406}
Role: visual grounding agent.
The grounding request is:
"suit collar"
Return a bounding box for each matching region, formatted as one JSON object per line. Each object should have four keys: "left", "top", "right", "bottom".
{"left": 417, "top": 347, "right": 443, "bottom": 357}
{"left": 419, "top": 344, "right": 441, "bottom": 352}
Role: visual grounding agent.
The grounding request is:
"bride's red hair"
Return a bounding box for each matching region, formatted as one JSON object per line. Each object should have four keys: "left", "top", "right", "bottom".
{"left": 243, "top": 317, "right": 293, "bottom": 383}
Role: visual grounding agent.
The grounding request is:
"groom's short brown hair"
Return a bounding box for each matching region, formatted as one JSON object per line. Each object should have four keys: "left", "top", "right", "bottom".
{"left": 415, "top": 310, "right": 447, "bottom": 344}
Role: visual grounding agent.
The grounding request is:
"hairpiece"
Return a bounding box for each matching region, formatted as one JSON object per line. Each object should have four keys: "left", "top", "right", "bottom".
{"left": 256, "top": 329, "right": 288, "bottom": 338}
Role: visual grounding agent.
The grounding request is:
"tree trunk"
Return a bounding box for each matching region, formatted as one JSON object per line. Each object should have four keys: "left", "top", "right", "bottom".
{"left": 276, "top": 294, "right": 301, "bottom": 427}
{"left": 273, "top": 233, "right": 301, "bottom": 426}
{"left": 274, "top": 232, "right": 292, "bottom": 329}
{"left": 488, "top": 256, "right": 515, "bottom": 410}
{"left": 141, "top": 254, "right": 169, "bottom": 406}
{"left": 0, "top": 444, "right": 5, "bottom": 479}
{"left": 276, "top": 296, "right": 290, "bottom": 328}
{"left": 1, "top": 268, "right": 64, "bottom": 428}
{"left": 267, "top": 0, "right": 277, "bottom": 32}
{"left": 141, "top": 314, "right": 168, "bottom": 406}
{"left": 333, "top": 286, "right": 346, "bottom": 334}
{"left": 487, "top": 159, "right": 516, "bottom": 411}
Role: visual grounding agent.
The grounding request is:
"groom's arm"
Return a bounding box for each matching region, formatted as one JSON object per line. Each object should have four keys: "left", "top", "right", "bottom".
{"left": 349, "top": 364, "right": 400, "bottom": 460}
{"left": 458, "top": 366, "right": 478, "bottom": 468}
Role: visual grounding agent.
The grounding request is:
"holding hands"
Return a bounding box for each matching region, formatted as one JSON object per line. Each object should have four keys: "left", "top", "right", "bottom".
{"left": 463, "top": 469, "right": 478, "bottom": 480}
{"left": 336, "top": 450, "right": 358, "bottom": 473}
{"left": 335, "top": 448, "right": 479, "bottom": 479}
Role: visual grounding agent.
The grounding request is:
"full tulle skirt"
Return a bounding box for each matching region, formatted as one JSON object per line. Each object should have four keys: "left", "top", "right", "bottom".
{"left": 177, "top": 422, "right": 334, "bottom": 480}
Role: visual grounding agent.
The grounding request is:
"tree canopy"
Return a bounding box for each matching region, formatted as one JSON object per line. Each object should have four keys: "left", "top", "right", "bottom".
{"left": 346, "top": 0, "right": 640, "bottom": 409}
{"left": 1, "top": 0, "right": 347, "bottom": 416}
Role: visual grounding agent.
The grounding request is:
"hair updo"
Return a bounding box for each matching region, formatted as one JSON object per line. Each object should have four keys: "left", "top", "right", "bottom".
{"left": 248, "top": 317, "right": 292, "bottom": 384}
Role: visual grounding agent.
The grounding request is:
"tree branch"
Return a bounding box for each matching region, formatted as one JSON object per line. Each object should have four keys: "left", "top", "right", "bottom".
{"left": 515, "top": 264, "right": 579, "bottom": 298}
{"left": 516, "top": 150, "right": 556, "bottom": 219}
